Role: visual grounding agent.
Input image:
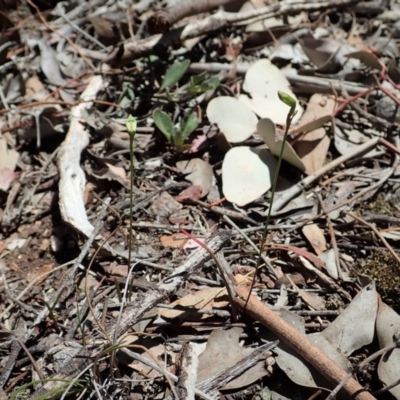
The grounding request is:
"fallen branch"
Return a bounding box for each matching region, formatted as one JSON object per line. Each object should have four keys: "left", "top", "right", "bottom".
{"left": 147, "top": 0, "right": 237, "bottom": 34}
{"left": 233, "top": 283, "right": 376, "bottom": 400}
{"left": 106, "top": 0, "right": 357, "bottom": 64}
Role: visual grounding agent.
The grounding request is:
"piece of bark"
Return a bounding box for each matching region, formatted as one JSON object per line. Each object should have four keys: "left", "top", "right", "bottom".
{"left": 147, "top": 0, "right": 237, "bottom": 34}
{"left": 58, "top": 75, "right": 104, "bottom": 237}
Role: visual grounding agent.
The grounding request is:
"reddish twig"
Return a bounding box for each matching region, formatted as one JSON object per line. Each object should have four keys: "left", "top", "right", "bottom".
{"left": 233, "top": 283, "right": 376, "bottom": 400}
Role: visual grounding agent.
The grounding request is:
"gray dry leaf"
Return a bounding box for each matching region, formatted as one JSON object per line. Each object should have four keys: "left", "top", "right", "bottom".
{"left": 176, "top": 158, "right": 213, "bottom": 197}
{"left": 322, "top": 282, "right": 377, "bottom": 356}
{"left": 376, "top": 299, "right": 400, "bottom": 398}
{"left": 257, "top": 118, "right": 306, "bottom": 171}
{"left": 261, "top": 284, "right": 378, "bottom": 390}
{"left": 197, "top": 327, "right": 269, "bottom": 390}
{"left": 150, "top": 191, "right": 182, "bottom": 217}
{"left": 29, "top": 38, "right": 67, "bottom": 87}
{"left": 259, "top": 309, "right": 345, "bottom": 390}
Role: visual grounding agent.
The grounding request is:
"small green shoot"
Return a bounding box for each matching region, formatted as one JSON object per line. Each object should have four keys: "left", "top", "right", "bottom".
{"left": 126, "top": 114, "right": 136, "bottom": 299}
{"left": 153, "top": 109, "right": 198, "bottom": 151}
{"left": 160, "top": 59, "right": 190, "bottom": 91}
{"left": 188, "top": 74, "right": 220, "bottom": 94}
{"left": 245, "top": 91, "right": 298, "bottom": 308}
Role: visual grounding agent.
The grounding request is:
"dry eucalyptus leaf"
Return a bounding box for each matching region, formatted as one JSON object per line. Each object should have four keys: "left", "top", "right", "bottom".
{"left": 322, "top": 282, "right": 377, "bottom": 356}
{"left": 160, "top": 233, "right": 188, "bottom": 249}
{"left": 261, "top": 309, "right": 349, "bottom": 390}
{"left": 240, "top": 59, "right": 303, "bottom": 125}
{"left": 319, "top": 249, "right": 338, "bottom": 280}
{"left": 302, "top": 223, "right": 327, "bottom": 255}
{"left": 293, "top": 94, "right": 336, "bottom": 174}
{"left": 176, "top": 158, "right": 213, "bottom": 197}
{"left": 158, "top": 287, "right": 228, "bottom": 320}
{"left": 206, "top": 96, "right": 258, "bottom": 143}
{"left": 257, "top": 118, "right": 306, "bottom": 171}
{"left": 376, "top": 299, "right": 400, "bottom": 399}
{"left": 197, "top": 327, "right": 270, "bottom": 390}
{"left": 222, "top": 146, "right": 277, "bottom": 206}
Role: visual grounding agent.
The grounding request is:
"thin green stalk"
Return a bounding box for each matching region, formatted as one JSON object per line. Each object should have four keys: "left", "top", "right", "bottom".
{"left": 245, "top": 92, "right": 297, "bottom": 308}
{"left": 126, "top": 115, "right": 137, "bottom": 300}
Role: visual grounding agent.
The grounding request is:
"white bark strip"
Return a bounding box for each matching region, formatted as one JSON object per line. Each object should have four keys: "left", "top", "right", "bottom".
{"left": 58, "top": 75, "right": 104, "bottom": 236}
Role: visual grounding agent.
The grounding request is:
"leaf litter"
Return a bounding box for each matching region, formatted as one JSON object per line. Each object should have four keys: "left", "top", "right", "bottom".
{"left": 1, "top": 0, "right": 400, "bottom": 399}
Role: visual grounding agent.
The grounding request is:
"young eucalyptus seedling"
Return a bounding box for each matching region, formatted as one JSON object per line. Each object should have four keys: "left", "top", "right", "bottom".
{"left": 152, "top": 108, "right": 198, "bottom": 151}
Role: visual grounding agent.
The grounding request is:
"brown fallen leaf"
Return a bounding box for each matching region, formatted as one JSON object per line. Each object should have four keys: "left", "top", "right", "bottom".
{"left": 160, "top": 233, "right": 188, "bottom": 249}
{"left": 293, "top": 94, "right": 336, "bottom": 174}
{"left": 302, "top": 223, "right": 327, "bottom": 255}
{"left": 158, "top": 287, "right": 229, "bottom": 320}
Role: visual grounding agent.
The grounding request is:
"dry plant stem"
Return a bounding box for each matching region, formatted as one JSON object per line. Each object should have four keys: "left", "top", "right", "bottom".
{"left": 347, "top": 212, "right": 400, "bottom": 267}
{"left": 179, "top": 228, "right": 238, "bottom": 321}
{"left": 270, "top": 137, "right": 380, "bottom": 214}
{"left": 222, "top": 215, "right": 277, "bottom": 277}
{"left": 26, "top": 231, "right": 230, "bottom": 400}
{"left": 316, "top": 193, "right": 342, "bottom": 277}
{"left": 233, "top": 284, "right": 376, "bottom": 400}
{"left": 16, "top": 339, "right": 44, "bottom": 381}
{"left": 0, "top": 205, "right": 107, "bottom": 391}
{"left": 107, "top": 0, "right": 356, "bottom": 63}
{"left": 106, "top": 230, "right": 229, "bottom": 340}
{"left": 147, "top": 0, "right": 237, "bottom": 33}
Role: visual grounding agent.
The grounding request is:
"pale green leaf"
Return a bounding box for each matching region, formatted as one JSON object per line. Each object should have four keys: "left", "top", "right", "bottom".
{"left": 180, "top": 112, "right": 198, "bottom": 140}
{"left": 160, "top": 59, "right": 190, "bottom": 91}
{"left": 153, "top": 109, "right": 175, "bottom": 142}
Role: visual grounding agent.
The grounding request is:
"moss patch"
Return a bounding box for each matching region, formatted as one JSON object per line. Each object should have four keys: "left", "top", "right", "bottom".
{"left": 357, "top": 249, "right": 400, "bottom": 313}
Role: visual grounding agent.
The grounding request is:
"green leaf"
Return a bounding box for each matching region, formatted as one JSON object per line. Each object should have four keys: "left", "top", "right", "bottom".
{"left": 180, "top": 112, "right": 198, "bottom": 141}
{"left": 191, "top": 74, "right": 207, "bottom": 86}
{"left": 153, "top": 109, "right": 175, "bottom": 143}
{"left": 204, "top": 77, "right": 220, "bottom": 91}
{"left": 160, "top": 59, "right": 190, "bottom": 91}
{"left": 188, "top": 76, "right": 220, "bottom": 94}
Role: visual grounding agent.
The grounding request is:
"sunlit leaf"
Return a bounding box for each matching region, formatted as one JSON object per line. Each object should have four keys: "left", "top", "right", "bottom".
{"left": 160, "top": 59, "right": 190, "bottom": 91}
{"left": 153, "top": 109, "right": 175, "bottom": 142}
{"left": 180, "top": 112, "right": 198, "bottom": 140}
